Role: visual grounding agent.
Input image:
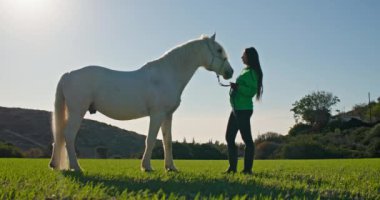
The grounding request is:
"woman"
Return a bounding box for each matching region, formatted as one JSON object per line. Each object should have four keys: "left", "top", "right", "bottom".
{"left": 225, "top": 47, "right": 263, "bottom": 174}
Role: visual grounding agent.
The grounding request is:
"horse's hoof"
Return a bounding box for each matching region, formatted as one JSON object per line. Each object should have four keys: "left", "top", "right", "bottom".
{"left": 49, "top": 162, "right": 58, "bottom": 170}
{"left": 165, "top": 167, "right": 178, "bottom": 172}
{"left": 62, "top": 169, "right": 83, "bottom": 177}
{"left": 71, "top": 169, "right": 82, "bottom": 173}
{"left": 61, "top": 167, "right": 83, "bottom": 174}
{"left": 141, "top": 167, "right": 154, "bottom": 172}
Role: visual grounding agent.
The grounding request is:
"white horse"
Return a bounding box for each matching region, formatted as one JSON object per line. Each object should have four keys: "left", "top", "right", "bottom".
{"left": 49, "top": 34, "right": 233, "bottom": 172}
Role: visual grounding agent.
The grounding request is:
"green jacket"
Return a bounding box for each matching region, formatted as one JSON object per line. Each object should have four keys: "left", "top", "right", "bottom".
{"left": 230, "top": 67, "right": 258, "bottom": 110}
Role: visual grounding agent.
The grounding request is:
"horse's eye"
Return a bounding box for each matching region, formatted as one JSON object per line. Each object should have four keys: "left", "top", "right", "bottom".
{"left": 217, "top": 49, "right": 223, "bottom": 54}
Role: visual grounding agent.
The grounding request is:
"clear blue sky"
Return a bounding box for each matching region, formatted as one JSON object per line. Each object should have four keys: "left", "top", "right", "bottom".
{"left": 1, "top": 0, "right": 379, "bottom": 143}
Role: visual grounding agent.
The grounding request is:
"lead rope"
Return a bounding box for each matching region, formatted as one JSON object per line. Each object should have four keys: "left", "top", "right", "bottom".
{"left": 216, "top": 74, "right": 230, "bottom": 87}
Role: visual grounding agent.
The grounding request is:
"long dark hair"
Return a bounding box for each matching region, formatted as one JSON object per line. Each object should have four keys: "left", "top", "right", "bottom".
{"left": 245, "top": 47, "right": 263, "bottom": 101}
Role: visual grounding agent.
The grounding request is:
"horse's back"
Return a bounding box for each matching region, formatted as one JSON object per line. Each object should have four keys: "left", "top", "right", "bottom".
{"left": 68, "top": 65, "right": 118, "bottom": 79}
{"left": 61, "top": 66, "right": 111, "bottom": 97}
{"left": 63, "top": 65, "right": 140, "bottom": 88}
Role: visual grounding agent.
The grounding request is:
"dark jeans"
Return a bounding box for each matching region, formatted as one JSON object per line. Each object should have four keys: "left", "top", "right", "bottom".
{"left": 225, "top": 110, "right": 255, "bottom": 172}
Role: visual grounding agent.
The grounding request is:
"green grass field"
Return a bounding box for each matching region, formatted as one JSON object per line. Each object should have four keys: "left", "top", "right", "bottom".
{"left": 0, "top": 159, "right": 379, "bottom": 199}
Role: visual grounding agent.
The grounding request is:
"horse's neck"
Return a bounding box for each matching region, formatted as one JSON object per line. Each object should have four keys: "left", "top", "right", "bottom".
{"left": 165, "top": 42, "right": 206, "bottom": 93}
{"left": 144, "top": 41, "right": 205, "bottom": 93}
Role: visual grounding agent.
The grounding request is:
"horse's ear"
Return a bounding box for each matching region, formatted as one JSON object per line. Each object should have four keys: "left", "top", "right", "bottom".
{"left": 211, "top": 33, "right": 216, "bottom": 41}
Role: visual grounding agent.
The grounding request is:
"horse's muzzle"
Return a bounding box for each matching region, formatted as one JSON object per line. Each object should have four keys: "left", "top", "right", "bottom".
{"left": 223, "top": 68, "right": 233, "bottom": 79}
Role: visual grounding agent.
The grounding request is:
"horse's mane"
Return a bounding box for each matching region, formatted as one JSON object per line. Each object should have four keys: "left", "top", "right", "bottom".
{"left": 141, "top": 37, "right": 206, "bottom": 69}
{"left": 162, "top": 40, "right": 199, "bottom": 58}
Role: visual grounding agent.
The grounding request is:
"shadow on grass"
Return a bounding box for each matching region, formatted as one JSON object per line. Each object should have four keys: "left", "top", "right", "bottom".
{"left": 61, "top": 171, "right": 349, "bottom": 199}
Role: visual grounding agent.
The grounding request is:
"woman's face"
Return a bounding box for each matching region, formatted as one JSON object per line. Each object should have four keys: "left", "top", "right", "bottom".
{"left": 242, "top": 51, "right": 248, "bottom": 65}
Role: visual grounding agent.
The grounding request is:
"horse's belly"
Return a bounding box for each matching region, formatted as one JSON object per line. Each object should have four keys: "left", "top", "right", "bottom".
{"left": 100, "top": 110, "right": 147, "bottom": 120}
{"left": 95, "top": 97, "right": 149, "bottom": 120}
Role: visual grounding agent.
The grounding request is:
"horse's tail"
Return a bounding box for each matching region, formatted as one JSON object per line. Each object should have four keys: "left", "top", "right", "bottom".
{"left": 52, "top": 73, "right": 69, "bottom": 170}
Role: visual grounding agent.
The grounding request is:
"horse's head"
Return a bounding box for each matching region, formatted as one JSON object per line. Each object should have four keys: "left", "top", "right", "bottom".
{"left": 203, "top": 34, "right": 233, "bottom": 80}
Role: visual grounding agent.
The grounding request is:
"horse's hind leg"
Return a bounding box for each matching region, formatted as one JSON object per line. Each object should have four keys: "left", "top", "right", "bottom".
{"left": 64, "top": 112, "right": 84, "bottom": 171}
{"left": 49, "top": 130, "right": 66, "bottom": 170}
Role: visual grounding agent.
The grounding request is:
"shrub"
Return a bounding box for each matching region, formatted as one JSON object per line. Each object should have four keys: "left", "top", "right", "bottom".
{"left": 255, "top": 132, "right": 285, "bottom": 144}
{"left": 172, "top": 142, "right": 194, "bottom": 159}
{"left": 369, "top": 124, "right": 380, "bottom": 138}
{"left": 368, "top": 138, "right": 380, "bottom": 157}
{"left": 350, "top": 127, "right": 371, "bottom": 143}
{"left": 326, "top": 119, "right": 343, "bottom": 132}
{"left": 255, "top": 141, "right": 281, "bottom": 159}
{"left": 191, "top": 144, "right": 226, "bottom": 160}
{"left": 152, "top": 142, "right": 226, "bottom": 159}
{"left": 279, "top": 140, "right": 333, "bottom": 159}
{"left": 288, "top": 123, "right": 312, "bottom": 136}
{"left": 23, "top": 148, "right": 45, "bottom": 158}
{"left": 0, "top": 142, "right": 23, "bottom": 158}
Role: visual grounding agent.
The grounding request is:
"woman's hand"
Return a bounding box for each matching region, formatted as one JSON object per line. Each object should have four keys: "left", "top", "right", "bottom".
{"left": 230, "top": 82, "right": 238, "bottom": 90}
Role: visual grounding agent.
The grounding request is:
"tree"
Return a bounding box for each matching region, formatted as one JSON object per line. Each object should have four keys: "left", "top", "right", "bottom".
{"left": 352, "top": 102, "right": 380, "bottom": 122}
{"left": 351, "top": 103, "right": 368, "bottom": 119}
{"left": 288, "top": 123, "right": 312, "bottom": 136}
{"left": 369, "top": 103, "right": 380, "bottom": 122}
{"left": 255, "top": 132, "right": 284, "bottom": 143}
{"left": 291, "top": 91, "right": 340, "bottom": 131}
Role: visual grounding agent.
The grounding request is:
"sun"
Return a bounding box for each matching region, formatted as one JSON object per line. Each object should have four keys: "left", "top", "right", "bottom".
{"left": 3, "top": 0, "right": 52, "bottom": 13}
{"left": 0, "top": 0, "right": 58, "bottom": 32}
{"left": 1, "top": 0, "right": 55, "bottom": 24}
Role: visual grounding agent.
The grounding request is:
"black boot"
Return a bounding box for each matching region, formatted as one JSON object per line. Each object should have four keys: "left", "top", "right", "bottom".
{"left": 224, "top": 167, "right": 237, "bottom": 174}
{"left": 242, "top": 143, "right": 254, "bottom": 174}
{"left": 225, "top": 144, "right": 238, "bottom": 173}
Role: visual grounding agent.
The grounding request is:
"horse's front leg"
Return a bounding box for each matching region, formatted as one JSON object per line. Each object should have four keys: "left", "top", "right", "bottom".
{"left": 161, "top": 114, "right": 177, "bottom": 172}
{"left": 141, "top": 113, "right": 165, "bottom": 172}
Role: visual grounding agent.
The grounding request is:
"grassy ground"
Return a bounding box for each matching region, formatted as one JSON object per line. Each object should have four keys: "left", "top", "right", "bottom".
{"left": 0, "top": 158, "right": 379, "bottom": 199}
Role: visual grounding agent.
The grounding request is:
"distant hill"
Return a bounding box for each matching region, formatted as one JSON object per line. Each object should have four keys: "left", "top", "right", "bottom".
{"left": 0, "top": 106, "right": 146, "bottom": 158}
